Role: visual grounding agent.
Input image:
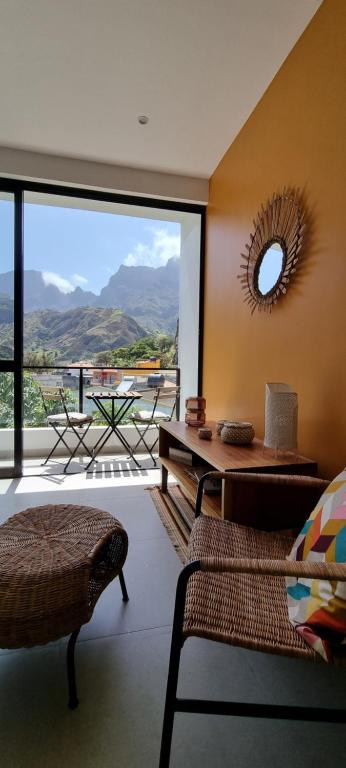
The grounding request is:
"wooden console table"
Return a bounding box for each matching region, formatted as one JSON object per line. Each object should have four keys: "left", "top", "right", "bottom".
{"left": 159, "top": 421, "right": 318, "bottom": 522}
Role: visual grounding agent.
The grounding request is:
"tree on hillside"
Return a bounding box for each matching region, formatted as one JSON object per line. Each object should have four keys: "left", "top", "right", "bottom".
{"left": 24, "top": 348, "right": 58, "bottom": 369}
{"left": 172, "top": 318, "right": 179, "bottom": 366}
{"left": 93, "top": 350, "right": 113, "bottom": 367}
{"left": 0, "top": 372, "right": 15, "bottom": 429}
{"left": 93, "top": 333, "right": 176, "bottom": 369}
{"left": 112, "top": 334, "right": 176, "bottom": 367}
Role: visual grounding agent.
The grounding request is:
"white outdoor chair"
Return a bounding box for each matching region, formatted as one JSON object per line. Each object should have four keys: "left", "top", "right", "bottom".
{"left": 39, "top": 386, "right": 94, "bottom": 472}
{"left": 130, "top": 386, "right": 180, "bottom": 465}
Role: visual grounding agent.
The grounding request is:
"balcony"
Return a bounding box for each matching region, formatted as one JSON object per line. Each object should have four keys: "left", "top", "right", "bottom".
{"left": 0, "top": 365, "right": 180, "bottom": 475}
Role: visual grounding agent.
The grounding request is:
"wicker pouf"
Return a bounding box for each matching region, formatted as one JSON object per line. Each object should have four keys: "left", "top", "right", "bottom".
{"left": 0, "top": 504, "right": 129, "bottom": 706}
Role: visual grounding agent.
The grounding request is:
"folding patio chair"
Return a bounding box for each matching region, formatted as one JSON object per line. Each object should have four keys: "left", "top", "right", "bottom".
{"left": 130, "top": 386, "right": 180, "bottom": 465}
{"left": 39, "top": 386, "right": 94, "bottom": 472}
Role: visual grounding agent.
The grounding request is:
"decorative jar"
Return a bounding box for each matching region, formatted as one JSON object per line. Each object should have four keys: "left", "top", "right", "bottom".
{"left": 198, "top": 427, "right": 212, "bottom": 440}
{"left": 220, "top": 421, "right": 255, "bottom": 445}
{"left": 185, "top": 396, "right": 206, "bottom": 427}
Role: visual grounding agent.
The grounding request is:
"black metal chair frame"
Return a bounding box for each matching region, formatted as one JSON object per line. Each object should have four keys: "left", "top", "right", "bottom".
{"left": 39, "top": 386, "right": 94, "bottom": 472}
{"left": 131, "top": 386, "right": 180, "bottom": 466}
{"left": 159, "top": 472, "right": 346, "bottom": 768}
{"left": 67, "top": 569, "right": 129, "bottom": 708}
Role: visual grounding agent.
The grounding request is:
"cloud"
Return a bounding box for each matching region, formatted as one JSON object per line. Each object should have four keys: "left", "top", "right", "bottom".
{"left": 42, "top": 271, "right": 89, "bottom": 293}
{"left": 123, "top": 227, "right": 180, "bottom": 268}
{"left": 72, "top": 273, "right": 88, "bottom": 287}
{"left": 42, "top": 271, "right": 74, "bottom": 294}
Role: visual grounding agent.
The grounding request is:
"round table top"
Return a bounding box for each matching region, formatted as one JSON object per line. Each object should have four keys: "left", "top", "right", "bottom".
{"left": 0, "top": 504, "right": 121, "bottom": 578}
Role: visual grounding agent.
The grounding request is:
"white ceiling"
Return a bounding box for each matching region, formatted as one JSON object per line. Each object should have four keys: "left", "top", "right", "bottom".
{"left": 0, "top": 0, "right": 321, "bottom": 179}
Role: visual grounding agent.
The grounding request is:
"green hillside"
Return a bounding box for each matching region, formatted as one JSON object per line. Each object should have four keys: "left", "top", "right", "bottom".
{"left": 0, "top": 306, "right": 147, "bottom": 363}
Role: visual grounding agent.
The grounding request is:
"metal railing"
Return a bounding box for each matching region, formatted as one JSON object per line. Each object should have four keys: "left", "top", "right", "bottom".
{"left": 23, "top": 364, "right": 180, "bottom": 427}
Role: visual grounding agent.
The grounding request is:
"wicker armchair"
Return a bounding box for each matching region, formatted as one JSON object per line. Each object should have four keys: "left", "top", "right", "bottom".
{"left": 159, "top": 471, "right": 346, "bottom": 767}
{"left": 0, "top": 504, "right": 129, "bottom": 708}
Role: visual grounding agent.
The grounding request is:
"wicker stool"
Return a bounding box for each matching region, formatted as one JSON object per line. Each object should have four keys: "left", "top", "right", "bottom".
{"left": 0, "top": 504, "right": 129, "bottom": 708}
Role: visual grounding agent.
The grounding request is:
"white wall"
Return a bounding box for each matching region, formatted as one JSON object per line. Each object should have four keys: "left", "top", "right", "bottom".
{"left": 0, "top": 146, "right": 209, "bottom": 204}
{"left": 0, "top": 425, "right": 140, "bottom": 461}
{"left": 178, "top": 215, "right": 201, "bottom": 408}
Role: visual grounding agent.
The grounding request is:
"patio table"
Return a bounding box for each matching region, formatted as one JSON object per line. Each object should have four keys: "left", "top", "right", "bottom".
{"left": 85, "top": 390, "right": 142, "bottom": 468}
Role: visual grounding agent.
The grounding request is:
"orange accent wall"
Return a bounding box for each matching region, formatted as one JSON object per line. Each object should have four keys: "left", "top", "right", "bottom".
{"left": 204, "top": 0, "right": 346, "bottom": 478}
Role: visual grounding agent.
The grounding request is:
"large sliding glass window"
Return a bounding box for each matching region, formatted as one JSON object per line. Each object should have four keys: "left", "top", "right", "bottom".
{"left": 0, "top": 182, "right": 204, "bottom": 476}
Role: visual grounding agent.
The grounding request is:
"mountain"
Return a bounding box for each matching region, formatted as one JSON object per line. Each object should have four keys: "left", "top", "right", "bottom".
{"left": 0, "top": 259, "right": 179, "bottom": 334}
{"left": 0, "top": 294, "right": 14, "bottom": 357}
{"left": 0, "top": 307, "right": 146, "bottom": 362}
{"left": 96, "top": 259, "right": 179, "bottom": 333}
{"left": 0, "top": 270, "right": 97, "bottom": 313}
{"left": 0, "top": 293, "right": 13, "bottom": 324}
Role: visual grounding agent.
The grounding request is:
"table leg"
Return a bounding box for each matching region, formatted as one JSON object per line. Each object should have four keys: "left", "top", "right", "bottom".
{"left": 161, "top": 464, "right": 168, "bottom": 493}
{"left": 111, "top": 398, "right": 142, "bottom": 467}
{"left": 114, "top": 426, "right": 141, "bottom": 467}
{"left": 86, "top": 395, "right": 146, "bottom": 469}
{"left": 86, "top": 395, "right": 142, "bottom": 469}
{"left": 85, "top": 425, "right": 112, "bottom": 469}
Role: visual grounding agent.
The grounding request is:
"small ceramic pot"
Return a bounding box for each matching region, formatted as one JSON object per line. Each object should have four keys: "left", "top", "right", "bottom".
{"left": 198, "top": 427, "right": 212, "bottom": 440}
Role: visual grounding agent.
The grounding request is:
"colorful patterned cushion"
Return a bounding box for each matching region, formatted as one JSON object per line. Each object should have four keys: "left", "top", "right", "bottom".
{"left": 286, "top": 468, "right": 346, "bottom": 661}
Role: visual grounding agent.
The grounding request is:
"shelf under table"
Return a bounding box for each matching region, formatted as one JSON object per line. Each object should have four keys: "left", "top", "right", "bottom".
{"left": 160, "top": 457, "right": 221, "bottom": 518}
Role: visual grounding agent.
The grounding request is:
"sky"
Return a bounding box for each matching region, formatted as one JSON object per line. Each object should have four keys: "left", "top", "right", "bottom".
{"left": 0, "top": 198, "right": 181, "bottom": 295}
{"left": 1, "top": 197, "right": 281, "bottom": 297}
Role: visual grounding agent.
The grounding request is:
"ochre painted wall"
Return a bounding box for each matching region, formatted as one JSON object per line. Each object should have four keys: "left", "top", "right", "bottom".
{"left": 204, "top": 0, "right": 346, "bottom": 478}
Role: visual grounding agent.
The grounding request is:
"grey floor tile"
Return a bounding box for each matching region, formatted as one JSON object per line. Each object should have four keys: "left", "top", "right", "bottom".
{"left": 1, "top": 628, "right": 344, "bottom": 768}
{"left": 170, "top": 714, "right": 346, "bottom": 768}
{"left": 0, "top": 644, "right": 64, "bottom": 768}
{"left": 246, "top": 647, "right": 346, "bottom": 709}
{"left": 0, "top": 628, "right": 169, "bottom": 768}
{"left": 78, "top": 536, "right": 181, "bottom": 640}
{"left": 90, "top": 489, "right": 170, "bottom": 541}
{"left": 171, "top": 641, "right": 346, "bottom": 767}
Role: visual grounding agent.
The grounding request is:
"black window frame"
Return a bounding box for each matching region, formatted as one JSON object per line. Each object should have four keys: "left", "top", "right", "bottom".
{"left": 0, "top": 176, "right": 206, "bottom": 477}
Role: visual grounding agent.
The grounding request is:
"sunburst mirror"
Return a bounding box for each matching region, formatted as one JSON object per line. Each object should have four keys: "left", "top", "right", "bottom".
{"left": 238, "top": 188, "right": 306, "bottom": 314}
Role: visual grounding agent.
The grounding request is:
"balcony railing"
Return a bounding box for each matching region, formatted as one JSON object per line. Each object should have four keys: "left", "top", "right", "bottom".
{"left": 0, "top": 366, "right": 180, "bottom": 466}
{"left": 22, "top": 364, "right": 181, "bottom": 427}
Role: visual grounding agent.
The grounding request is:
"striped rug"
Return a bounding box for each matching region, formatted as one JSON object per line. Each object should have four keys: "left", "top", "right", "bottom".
{"left": 148, "top": 485, "right": 195, "bottom": 564}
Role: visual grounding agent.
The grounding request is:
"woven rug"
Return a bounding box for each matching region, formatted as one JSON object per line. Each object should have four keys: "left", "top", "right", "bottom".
{"left": 148, "top": 485, "right": 195, "bottom": 564}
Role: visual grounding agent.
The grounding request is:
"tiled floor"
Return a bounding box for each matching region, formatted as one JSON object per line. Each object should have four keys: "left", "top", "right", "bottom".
{"left": 0, "top": 465, "right": 345, "bottom": 768}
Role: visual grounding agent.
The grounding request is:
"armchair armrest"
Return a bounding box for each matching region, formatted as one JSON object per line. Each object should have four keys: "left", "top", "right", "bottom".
{"left": 197, "top": 556, "right": 346, "bottom": 581}
{"left": 196, "top": 471, "right": 329, "bottom": 531}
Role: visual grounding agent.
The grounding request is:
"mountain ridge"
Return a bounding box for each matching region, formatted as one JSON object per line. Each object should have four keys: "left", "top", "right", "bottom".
{"left": 0, "top": 258, "right": 179, "bottom": 334}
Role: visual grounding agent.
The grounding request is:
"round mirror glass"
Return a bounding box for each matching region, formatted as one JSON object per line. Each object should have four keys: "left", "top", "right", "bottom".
{"left": 257, "top": 242, "right": 285, "bottom": 296}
